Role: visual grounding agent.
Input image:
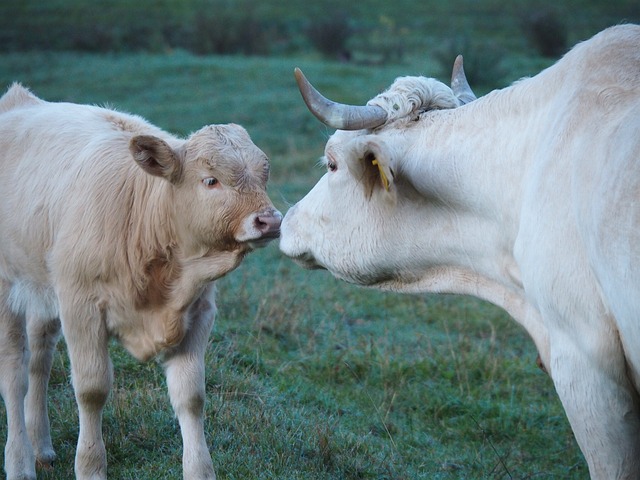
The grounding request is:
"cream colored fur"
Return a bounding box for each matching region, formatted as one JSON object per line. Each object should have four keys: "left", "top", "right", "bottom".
{"left": 0, "top": 85, "right": 280, "bottom": 479}
{"left": 281, "top": 25, "right": 640, "bottom": 479}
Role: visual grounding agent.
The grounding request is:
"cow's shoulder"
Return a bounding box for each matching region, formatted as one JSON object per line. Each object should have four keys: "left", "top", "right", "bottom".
{"left": 0, "top": 83, "right": 44, "bottom": 114}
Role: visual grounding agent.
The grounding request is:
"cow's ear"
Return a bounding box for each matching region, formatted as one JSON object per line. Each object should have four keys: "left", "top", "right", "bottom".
{"left": 130, "top": 135, "right": 183, "bottom": 183}
{"left": 348, "top": 140, "right": 396, "bottom": 200}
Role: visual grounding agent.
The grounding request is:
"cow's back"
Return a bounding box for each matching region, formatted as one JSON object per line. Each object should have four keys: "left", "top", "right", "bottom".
{"left": 514, "top": 24, "right": 640, "bottom": 387}
{"left": 547, "top": 24, "right": 640, "bottom": 328}
{"left": 573, "top": 90, "right": 640, "bottom": 388}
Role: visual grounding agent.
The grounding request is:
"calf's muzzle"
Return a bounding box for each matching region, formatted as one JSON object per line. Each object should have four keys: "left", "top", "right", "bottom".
{"left": 255, "top": 210, "right": 282, "bottom": 238}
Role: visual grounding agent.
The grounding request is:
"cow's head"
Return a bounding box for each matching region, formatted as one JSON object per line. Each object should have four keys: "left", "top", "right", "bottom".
{"left": 280, "top": 59, "right": 475, "bottom": 286}
{"left": 130, "top": 124, "right": 281, "bottom": 259}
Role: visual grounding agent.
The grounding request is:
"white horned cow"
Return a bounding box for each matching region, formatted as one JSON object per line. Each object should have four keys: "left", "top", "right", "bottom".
{"left": 0, "top": 84, "right": 281, "bottom": 479}
{"left": 280, "top": 24, "right": 640, "bottom": 479}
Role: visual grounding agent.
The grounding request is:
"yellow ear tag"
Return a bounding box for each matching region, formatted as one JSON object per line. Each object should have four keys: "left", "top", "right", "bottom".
{"left": 371, "top": 158, "right": 390, "bottom": 191}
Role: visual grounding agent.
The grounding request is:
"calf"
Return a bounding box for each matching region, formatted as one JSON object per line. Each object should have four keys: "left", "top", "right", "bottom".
{"left": 0, "top": 83, "right": 281, "bottom": 479}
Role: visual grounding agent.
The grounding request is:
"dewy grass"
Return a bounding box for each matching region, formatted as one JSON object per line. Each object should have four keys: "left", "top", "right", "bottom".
{"left": 0, "top": 52, "right": 586, "bottom": 478}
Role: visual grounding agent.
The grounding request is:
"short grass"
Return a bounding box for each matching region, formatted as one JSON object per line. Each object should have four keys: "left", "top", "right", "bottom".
{"left": 0, "top": 48, "right": 588, "bottom": 478}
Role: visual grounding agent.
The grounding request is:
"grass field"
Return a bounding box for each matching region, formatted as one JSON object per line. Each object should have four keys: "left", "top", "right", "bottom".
{"left": 0, "top": 17, "right": 623, "bottom": 478}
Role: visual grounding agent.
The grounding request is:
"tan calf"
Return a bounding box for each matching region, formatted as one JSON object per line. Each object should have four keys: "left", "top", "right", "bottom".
{"left": 0, "top": 84, "right": 281, "bottom": 479}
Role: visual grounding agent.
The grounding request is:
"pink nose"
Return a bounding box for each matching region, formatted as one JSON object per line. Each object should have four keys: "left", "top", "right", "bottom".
{"left": 255, "top": 210, "right": 282, "bottom": 237}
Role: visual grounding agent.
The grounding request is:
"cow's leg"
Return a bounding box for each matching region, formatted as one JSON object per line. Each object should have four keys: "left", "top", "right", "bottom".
{"left": 60, "top": 300, "right": 112, "bottom": 480}
{"left": 0, "top": 284, "right": 36, "bottom": 480}
{"left": 25, "top": 315, "right": 61, "bottom": 468}
{"left": 550, "top": 334, "right": 640, "bottom": 479}
{"left": 163, "top": 288, "right": 216, "bottom": 480}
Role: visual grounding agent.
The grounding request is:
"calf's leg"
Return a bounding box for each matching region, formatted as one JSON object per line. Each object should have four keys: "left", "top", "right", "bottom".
{"left": 0, "top": 284, "right": 35, "bottom": 480}
{"left": 163, "top": 288, "right": 216, "bottom": 480}
{"left": 60, "top": 300, "right": 113, "bottom": 480}
{"left": 25, "top": 315, "right": 61, "bottom": 468}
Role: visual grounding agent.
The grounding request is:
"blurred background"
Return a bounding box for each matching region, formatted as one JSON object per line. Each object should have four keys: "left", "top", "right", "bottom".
{"left": 2, "top": 1, "right": 639, "bottom": 80}
{"left": 0, "top": 2, "right": 638, "bottom": 479}
{"left": 2, "top": 0, "right": 638, "bottom": 63}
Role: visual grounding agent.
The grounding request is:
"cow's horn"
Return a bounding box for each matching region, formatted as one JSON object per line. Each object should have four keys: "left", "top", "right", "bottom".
{"left": 451, "top": 55, "right": 477, "bottom": 105}
{"left": 294, "top": 68, "right": 388, "bottom": 131}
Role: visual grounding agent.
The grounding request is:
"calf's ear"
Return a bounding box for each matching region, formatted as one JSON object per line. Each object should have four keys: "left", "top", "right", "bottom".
{"left": 130, "top": 135, "right": 183, "bottom": 183}
{"left": 348, "top": 140, "right": 396, "bottom": 201}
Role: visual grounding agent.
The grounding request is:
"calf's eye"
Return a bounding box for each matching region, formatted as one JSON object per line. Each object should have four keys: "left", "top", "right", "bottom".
{"left": 203, "top": 177, "right": 219, "bottom": 188}
{"left": 327, "top": 160, "right": 337, "bottom": 172}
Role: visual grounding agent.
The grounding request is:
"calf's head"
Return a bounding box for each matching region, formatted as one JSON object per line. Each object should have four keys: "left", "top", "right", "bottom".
{"left": 130, "top": 124, "right": 281, "bottom": 259}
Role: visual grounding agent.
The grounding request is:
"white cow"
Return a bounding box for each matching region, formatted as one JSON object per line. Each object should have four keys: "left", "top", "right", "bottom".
{"left": 280, "top": 24, "right": 640, "bottom": 479}
{"left": 0, "top": 84, "right": 281, "bottom": 479}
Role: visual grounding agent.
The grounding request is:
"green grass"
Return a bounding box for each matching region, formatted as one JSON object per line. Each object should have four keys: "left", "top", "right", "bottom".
{"left": 0, "top": 46, "right": 588, "bottom": 478}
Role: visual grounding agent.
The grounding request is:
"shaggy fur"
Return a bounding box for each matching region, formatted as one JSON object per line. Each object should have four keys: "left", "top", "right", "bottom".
{"left": 0, "top": 85, "right": 280, "bottom": 479}
{"left": 366, "top": 76, "right": 459, "bottom": 124}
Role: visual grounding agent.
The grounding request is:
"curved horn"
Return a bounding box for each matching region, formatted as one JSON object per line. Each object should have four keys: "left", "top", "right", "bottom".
{"left": 294, "top": 68, "right": 388, "bottom": 131}
{"left": 451, "top": 55, "right": 477, "bottom": 105}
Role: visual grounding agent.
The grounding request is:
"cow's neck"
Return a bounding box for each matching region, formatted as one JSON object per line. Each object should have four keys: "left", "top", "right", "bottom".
{"left": 385, "top": 79, "right": 554, "bottom": 358}
{"left": 423, "top": 84, "right": 551, "bottom": 228}
{"left": 417, "top": 77, "right": 556, "bottom": 265}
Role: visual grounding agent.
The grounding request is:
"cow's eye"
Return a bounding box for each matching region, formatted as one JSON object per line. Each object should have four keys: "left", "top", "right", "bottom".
{"left": 203, "top": 177, "right": 219, "bottom": 188}
{"left": 327, "top": 160, "right": 337, "bottom": 172}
